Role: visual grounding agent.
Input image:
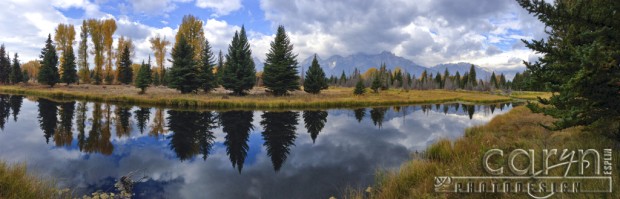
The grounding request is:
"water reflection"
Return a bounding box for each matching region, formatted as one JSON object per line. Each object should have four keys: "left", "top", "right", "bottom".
{"left": 167, "top": 110, "right": 217, "bottom": 161}
{"left": 0, "top": 94, "right": 519, "bottom": 198}
{"left": 221, "top": 111, "right": 253, "bottom": 173}
{"left": 261, "top": 111, "right": 299, "bottom": 171}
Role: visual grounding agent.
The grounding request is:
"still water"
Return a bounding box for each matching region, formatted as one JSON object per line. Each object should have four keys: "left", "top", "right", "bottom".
{"left": 0, "top": 94, "right": 516, "bottom": 198}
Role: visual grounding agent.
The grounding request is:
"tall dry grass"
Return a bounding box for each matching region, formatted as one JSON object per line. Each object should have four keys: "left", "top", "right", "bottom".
{"left": 351, "top": 106, "right": 620, "bottom": 199}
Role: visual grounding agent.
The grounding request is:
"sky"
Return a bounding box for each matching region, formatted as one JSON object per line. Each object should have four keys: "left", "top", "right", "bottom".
{"left": 0, "top": 0, "right": 547, "bottom": 71}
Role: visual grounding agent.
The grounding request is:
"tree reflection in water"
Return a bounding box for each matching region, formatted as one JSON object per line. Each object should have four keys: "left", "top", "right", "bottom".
{"left": 220, "top": 111, "right": 253, "bottom": 173}
{"left": 166, "top": 110, "right": 217, "bottom": 161}
{"left": 261, "top": 111, "right": 299, "bottom": 171}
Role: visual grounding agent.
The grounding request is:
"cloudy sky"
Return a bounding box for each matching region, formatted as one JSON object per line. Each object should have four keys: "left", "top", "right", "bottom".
{"left": 0, "top": 0, "right": 546, "bottom": 70}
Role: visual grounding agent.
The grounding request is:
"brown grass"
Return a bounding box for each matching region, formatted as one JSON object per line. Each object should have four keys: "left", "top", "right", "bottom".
{"left": 352, "top": 106, "right": 620, "bottom": 199}
{"left": 0, "top": 84, "right": 516, "bottom": 109}
{"left": 0, "top": 162, "right": 61, "bottom": 199}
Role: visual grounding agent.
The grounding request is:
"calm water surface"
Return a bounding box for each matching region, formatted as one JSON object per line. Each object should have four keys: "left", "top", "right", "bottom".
{"left": 0, "top": 94, "right": 516, "bottom": 198}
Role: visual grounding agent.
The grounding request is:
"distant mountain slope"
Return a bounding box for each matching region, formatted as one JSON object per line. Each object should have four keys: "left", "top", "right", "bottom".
{"left": 255, "top": 51, "right": 523, "bottom": 80}
{"left": 431, "top": 62, "right": 493, "bottom": 80}
{"left": 299, "top": 51, "right": 428, "bottom": 77}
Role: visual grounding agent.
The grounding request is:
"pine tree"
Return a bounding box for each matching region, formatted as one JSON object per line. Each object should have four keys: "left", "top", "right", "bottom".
{"left": 0, "top": 45, "right": 8, "bottom": 84}
{"left": 468, "top": 64, "right": 477, "bottom": 87}
{"left": 38, "top": 34, "right": 60, "bottom": 87}
{"left": 116, "top": 45, "right": 133, "bottom": 84}
{"left": 371, "top": 75, "right": 381, "bottom": 93}
{"left": 339, "top": 70, "right": 347, "bottom": 86}
{"left": 135, "top": 60, "right": 152, "bottom": 94}
{"left": 354, "top": 79, "right": 366, "bottom": 95}
{"left": 455, "top": 71, "right": 461, "bottom": 89}
{"left": 199, "top": 39, "right": 217, "bottom": 93}
{"left": 263, "top": 26, "right": 299, "bottom": 96}
{"left": 61, "top": 46, "right": 77, "bottom": 84}
{"left": 216, "top": 50, "right": 224, "bottom": 84}
{"left": 22, "top": 69, "right": 29, "bottom": 83}
{"left": 489, "top": 71, "right": 498, "bottom": 89}
{"left": 499, "top": 73, "right": 507, "bottom": 89}
{"left": 303, "top": 54, "right": 328, "bottom": 94}
{"left": 222, "top": 26, "right": 256, "bottom": 95}
{"left": 168, "top": 36, "right": 200, "bottom": 94}
{"left": 517, "top": 0, "right": 620, "bottom": 131}
{"left": 10, "top": 53, "right": 22, "bottom": 84}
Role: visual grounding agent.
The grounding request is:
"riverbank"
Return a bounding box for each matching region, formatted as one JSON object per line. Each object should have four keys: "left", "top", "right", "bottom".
{"left": 0, "top": 84, "right": 522, "bottom": 109}
{"left": 351, "top": 106, "right": 620, "bottom": 199}
{"left": 0, "top": 162, "right": 58, "bottom": 198}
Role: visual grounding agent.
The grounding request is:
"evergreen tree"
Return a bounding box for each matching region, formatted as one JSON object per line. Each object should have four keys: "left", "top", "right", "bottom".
{"left": 518, "top": 0, "right": 620, "bottom": 131}
{"left": 371, "top": 75, "right": 381, "bottom": 93}
{"left": 489, "top": 71, "right": 498, "bottom": 89}
{"left": 168, "top": 36, "right": 200, "bottom": 93}
{"left": 468, "top": 64, "right": 477, "bottom": 87}
{"left": 38, "top": 34, "right": 60, "bottom": 87}
{"left": 303, "top": 54, "right": 328, "bottom": 94}
{"left": 135, "top": 60, "right": 152, "bottom": 94}
{"left": 455, "top": 71, "right": 461, "bottom": 89}
{"left": 434, "top": 73, "right": 442, "bottom": 89}
{"left": 199, "top": 39, "right": 217, "bottom": 93}
{"left": 0, "top": 45, "right": 9, "bottom": 84}
{"left": 499, "top": 73, "right": 507, "bottom": 89}
{"left": 339, "top": 70, "right": 347, "bottom": 86}
{"left": 261, "top": 111, "right": 298, "bottom": 171}
{"left": 263, "top": 26, "right": 300, "bottom": 96}
{"left": 216, "top": 50, "right": 224, "bottom": 84}
{"left": 117, "top": 45, "right": 133, "bottom": 84}
{"left": 60, "top": 46, "right": 77, "bottom": 84}
{"left": 222, "top": 26, "right": 256, "bottom": 95}
{"left": 354, "top": 79, "right": 366, "bottom": 95}
{"left": 10, "top": 53, "right": 22, "bottom": 84}
{"left": 22, "top": 70, "right": 29, "bottom": 83}
{"left": 303, "top": 110, "right": 328, "bottom": 143}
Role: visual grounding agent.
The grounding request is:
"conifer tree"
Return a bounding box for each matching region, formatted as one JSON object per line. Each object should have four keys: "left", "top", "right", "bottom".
{"left": 303, "top": 54, "right": 328, "bottom": 94}
{"left": 517, "top": 0, "right": 620, "bottom": 131}
{"left": 117, "top": 45, "right": 133, "bottom": 84}
{"left": 216, "top": 50, "right": 224, "bottom": 84}
{"left": 0, "top": 45, "right": 8, "bottom": 84}
{"left": 489, "top": 71, "right": 498, "bottom": 89}
{"left": 354, "top": 79, "right": 366, "bottom": 95}
{"left": 135, "top": 60, "right": 152, "bottom": 94}
{"left": 22, "top": 69, "right": 29, "bottom": 83}
{"left": 61, "top": 46, "right": 77, "bottom": 85}
{"left": 371, "top": 75, "right": 381, "bottom": 93}
{"left": 168, "top": 36, "right": 200, "bottom": 93}
{"left": 10, "top": 53, "right": 22, "bottom": 84}
{"left": 468, "top": 64, "right": 477, "bottom": 87}
{"left": 199, "top": 39, "right": 217, "bottom": 93}
{"left": 222, "top": 26, "right": 256, "bottom": 95}
{"left": 263, "top": 26, "right": 299, "bottom": 96}
{"left": 38, "top": 34, "right": 60, "bottom": 87}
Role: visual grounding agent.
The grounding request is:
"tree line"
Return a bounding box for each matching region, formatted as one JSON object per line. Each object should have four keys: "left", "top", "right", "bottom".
{"left": 21, "top": 15, "right": 330, "bottom": 96}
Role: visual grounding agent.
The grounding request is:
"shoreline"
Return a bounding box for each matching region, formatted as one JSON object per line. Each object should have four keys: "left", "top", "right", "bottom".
{"left": 0, "top": 84, "right": 533, "bottom": 110}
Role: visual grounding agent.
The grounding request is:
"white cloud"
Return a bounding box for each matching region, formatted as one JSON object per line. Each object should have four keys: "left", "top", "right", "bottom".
{"left": 195, "top": 0, "right": 242, "bottom": 17}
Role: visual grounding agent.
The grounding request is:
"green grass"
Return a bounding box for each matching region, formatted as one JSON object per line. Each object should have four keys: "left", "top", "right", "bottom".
{"left": 510, "top": 91, "right": 552, "bottom": 100}
{"left": 350, "top": 106, "right": 620, "bottom": 199}
{"left": 0, "top": 84, "right": 520, "bottom": 109}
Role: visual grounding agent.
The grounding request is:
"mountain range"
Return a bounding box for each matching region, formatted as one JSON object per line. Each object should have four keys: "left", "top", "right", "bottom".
{"left": 253, "top": 51, "right": 524, "bottom": 80}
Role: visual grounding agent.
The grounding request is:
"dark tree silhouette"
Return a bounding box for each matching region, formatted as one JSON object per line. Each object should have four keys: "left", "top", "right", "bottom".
{"left": 370, "top": 108, "right": 387, "bottom": 128}
{"left": 37, "top": 98, "right": 58, "bottom": 143}
{"left": 134, "top": 107, "right": 151, "bottom": 134}
{"left": 353, "top": 108, "right": 366, "bottom": 123}
{"left": 303, "top": 110, "right": 327, "bottom": 143}
{"left": 55, "top": 101, "right": 75, "bottom": 147}
{"left": 261, "top": 111, "right": 299, "bottom": 171}
{"left": 220, "top": 111, "right": 254, "bottom": 172}
{"left": 167, "top": 110, "right": 217, "bottom": 161}
{"left": 115, "top": 106, "right": 133, "bottom": 138}
{"left": 0, "top": 95, "right": 9, "bottom": 130}
{"left": 8, "top": 95, "right": 23, "bottom": 122}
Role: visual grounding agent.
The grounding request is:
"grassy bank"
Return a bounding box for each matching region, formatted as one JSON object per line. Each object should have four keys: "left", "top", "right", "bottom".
{"left": 351, "top": 106, "right": 620, "bottom": 199}
{"left": 0, "top": 162, "right": 59, "bottom": 198}
{"left": 0, "top": 84, "right": 517, "bottom": 109}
